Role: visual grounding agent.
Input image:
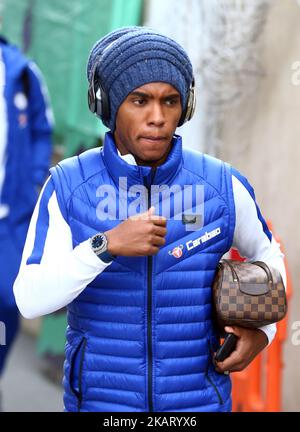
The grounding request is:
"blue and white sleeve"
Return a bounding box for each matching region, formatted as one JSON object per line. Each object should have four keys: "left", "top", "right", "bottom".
{"left": 13, "top": 176, "right": 112, "bottom": 319}
{"left": 231, "top": 170, "right": 287, "bottom": 346}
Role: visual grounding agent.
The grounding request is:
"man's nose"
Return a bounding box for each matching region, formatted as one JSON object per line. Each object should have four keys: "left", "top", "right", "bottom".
{"left": 148, "top": 102, "right": 165, "bottom": 126}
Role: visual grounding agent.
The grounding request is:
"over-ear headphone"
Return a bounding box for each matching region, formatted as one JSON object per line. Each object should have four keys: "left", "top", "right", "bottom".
{"left": 178, "top": 77, "right": 196, "bottom": 127}
{"left": 87, "top": 59, "right": 110, "bottom": 126}
{"left": 88, "top": 59, "right": 196, "bottom": 128}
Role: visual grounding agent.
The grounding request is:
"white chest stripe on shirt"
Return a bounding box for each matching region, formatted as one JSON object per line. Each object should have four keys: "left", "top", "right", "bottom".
{"left": 18, "top": 176, "right": 52, "bottom": 270}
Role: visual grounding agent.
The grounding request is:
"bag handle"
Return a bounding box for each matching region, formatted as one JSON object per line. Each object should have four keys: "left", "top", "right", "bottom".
{"left": 252, "top": 261, "right": 274, "bottom": 286}
{"left": 221, "top": 259, "right": 239, "bottom": 282}
{"left": 221, "top": 259, "right": 273, "bottom": 286}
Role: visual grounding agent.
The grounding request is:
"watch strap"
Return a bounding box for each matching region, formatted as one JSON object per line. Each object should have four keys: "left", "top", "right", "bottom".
{"left": 97, "top": 249, "right": 116, "bottom": 263}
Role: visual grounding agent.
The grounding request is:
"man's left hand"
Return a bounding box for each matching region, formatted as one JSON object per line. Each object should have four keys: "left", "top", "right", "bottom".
{"left": 214, "top": 325, "right": 269, "bottom": 374}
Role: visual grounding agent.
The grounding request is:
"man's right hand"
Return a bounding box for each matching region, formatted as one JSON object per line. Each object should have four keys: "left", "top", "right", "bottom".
{"left": 104, "top": 206, "right": 167, "bottom": 256}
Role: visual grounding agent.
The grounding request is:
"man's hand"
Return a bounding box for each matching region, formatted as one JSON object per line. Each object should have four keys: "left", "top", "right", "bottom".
{"left": 214, "top": 326, "right": 269, "bottom": 374}
{"left": 104, "top": 206, "right": 167, "bottom": 256}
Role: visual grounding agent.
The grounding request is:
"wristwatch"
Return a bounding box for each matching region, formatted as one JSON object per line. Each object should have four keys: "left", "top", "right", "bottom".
{"left": 90, "top": 232, "right": 115, "bottom": 263}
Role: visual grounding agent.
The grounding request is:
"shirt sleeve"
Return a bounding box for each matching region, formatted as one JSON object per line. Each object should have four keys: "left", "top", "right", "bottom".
{"left": 231, "top": 172, "right": 287, "bottom": 346}
{"left": 13, "top": 175, "right": 112, "bottom": 319}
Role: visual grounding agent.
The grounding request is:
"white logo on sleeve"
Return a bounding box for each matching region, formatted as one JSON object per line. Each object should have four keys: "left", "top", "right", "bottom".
{"left": 14, "top": 92, "right": 28, "bottom": 110}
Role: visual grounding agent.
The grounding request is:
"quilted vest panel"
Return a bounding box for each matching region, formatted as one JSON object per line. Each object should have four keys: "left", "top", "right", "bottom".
{"left": 50, "top": 132, "right": 235, "bottom": 412}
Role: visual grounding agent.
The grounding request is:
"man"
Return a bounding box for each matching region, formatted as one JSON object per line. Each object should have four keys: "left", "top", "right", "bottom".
{"left": 0, "top": 34, "right": 53, "bottom": 386}
{"left": 14, "top": 27, "right": 286, "bottom": 412}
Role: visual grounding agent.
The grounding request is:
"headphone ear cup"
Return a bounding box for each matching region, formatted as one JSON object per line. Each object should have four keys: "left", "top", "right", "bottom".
{"left": 185, "top": 86, "right": 196, "bottom": 123}
{"left": 87, "top": 61, "right": 111, "bottom": 126}
{"left": 88, "top": 83, "right": 96, "bottom": 114}
{"left": 89, "top": 82, "right": 110, "bottom": 127}
{"left": 96, "top": 84, "right": 110, "bottom": 123}
{"left": 178, "top": 80, "right": 196, "bottom": 127}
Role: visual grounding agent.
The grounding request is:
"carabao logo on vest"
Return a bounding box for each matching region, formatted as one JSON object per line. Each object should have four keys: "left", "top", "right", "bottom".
{"left": 186, "top": 227, "right": 221, "bottom": 251}
{"left": 168, "top": 227, "right": 222, "bottom": 258}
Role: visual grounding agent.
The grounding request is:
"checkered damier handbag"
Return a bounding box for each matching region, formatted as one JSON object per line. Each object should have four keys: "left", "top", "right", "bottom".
{"left": 212, "top": 259, "right": 287, "bottom": 331}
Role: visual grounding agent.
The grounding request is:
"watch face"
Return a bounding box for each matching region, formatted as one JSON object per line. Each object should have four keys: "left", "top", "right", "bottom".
{"left": 92, "top": 234, "right": 104, "bottom": 249}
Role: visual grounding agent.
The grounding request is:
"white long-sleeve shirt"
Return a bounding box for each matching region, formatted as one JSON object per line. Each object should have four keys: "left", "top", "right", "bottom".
{"left": 13, "top": 152, "right": 286, "bottom": 346}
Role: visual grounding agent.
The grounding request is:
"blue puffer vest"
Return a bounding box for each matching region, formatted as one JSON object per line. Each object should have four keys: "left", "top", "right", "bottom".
{"left": 50, "top": 132, "right": 236, "bottom": 412}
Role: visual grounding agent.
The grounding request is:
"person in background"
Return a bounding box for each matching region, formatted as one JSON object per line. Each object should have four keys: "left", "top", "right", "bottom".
{"left": 14, "top": 27, "right": 285, "bottom": 412}
{"left": 0, "top": 33, "right": 53, "bottom": 406}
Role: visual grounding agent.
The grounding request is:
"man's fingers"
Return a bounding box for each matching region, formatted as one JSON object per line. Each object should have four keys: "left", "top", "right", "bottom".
{"left": 148, "top": 206, "right": 167, "bottom": 226}
{"left": 131, "top": 207, "right": 167, "bottom": 226}
{"left": 151, "top": 235, "right": 166, "bottom": 247}
{"left": 148, "top": 206, "right": 156, "bottom": 216}
{"left": 151, "top": 216, "right": 167, "bottom": 227}
{"left": 153, "top": 225, "right": 167, "bottom": 238}
{"left": 130, "top": 206, "right": 156, "bottom": 220}
{"left": 145, "top": 245, "right": 160, "bottom": 255}
{"left": 225, "top": 326, "right": 243, "bottom": 338}
{"left": 214, "top": 349, "right": 243, "bottom": 373}
{"left": 214, "top": 331, "right": 248, "bottom": 373}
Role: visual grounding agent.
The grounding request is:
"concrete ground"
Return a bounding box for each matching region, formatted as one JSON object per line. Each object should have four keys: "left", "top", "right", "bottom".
{"left": 1, "top": 332, "right": 63, "bottom": 412}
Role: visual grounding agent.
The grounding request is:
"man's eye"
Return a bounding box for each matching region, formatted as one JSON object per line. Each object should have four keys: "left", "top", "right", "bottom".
{"left": 133, "top": 99, "right": 146, "bottom": 106}
{"left": 165, "top": 98, "right": 179, "bottom": 106}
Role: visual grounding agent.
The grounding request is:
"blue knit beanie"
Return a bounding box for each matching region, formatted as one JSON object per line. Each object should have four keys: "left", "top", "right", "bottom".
{"left": 87, "top": 26, "right": 194, "bottom": 131}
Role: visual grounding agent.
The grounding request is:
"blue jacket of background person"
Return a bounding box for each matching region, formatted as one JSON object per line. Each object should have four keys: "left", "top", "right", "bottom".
{"left": 50, "top": 132, "right": 235, "bottom": 412}
{"left": 0, "top": 36, "right": 53, "bottom": 249}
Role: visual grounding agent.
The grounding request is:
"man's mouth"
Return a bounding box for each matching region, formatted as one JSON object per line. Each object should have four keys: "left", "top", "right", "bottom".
{"left": 139, "top": 136, "right": 167, "bottom": 141}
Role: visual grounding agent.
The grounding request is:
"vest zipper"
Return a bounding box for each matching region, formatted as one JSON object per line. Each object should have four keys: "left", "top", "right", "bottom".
{"left": 205, "top": 373, "right": 224, "bottom": 405}
{"left": 206, "top": 338, "right": 224, "bottom": 405}
{"left": 76, "top": 337, "right": 87, "bottom": 411}
{"left": 147, "top": 253, "right": 154, "bottom": 412}
{"left": 144, "top": 168, "right": 156, "bottom": 412}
